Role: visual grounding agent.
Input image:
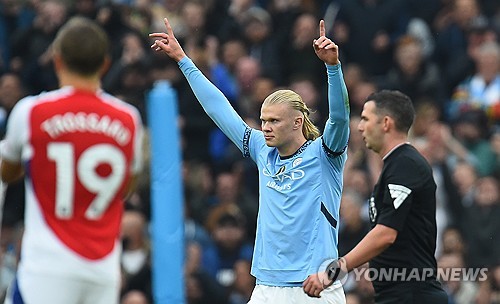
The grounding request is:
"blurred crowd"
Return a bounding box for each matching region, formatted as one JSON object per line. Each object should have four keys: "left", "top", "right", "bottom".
{"left": 0, "top": 0, "right": 499, "bottom": 303}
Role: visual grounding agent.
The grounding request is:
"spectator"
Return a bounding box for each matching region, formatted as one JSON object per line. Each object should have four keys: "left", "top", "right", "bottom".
{"left": 242, "top": 75, "right": 276, "bottom": 126}
{"left": 491, "top": 127, "right": 500, "bottom": 178}
{"left": 411, "top": 105, "right": 463, "bottom": 247}
{"left": 0, "top": 222, "right": 22, "bottom": 299}
{"left": 289, "top": 76, "right": 327, "bottom": 127}
{"left": 181, "top": 1, "right": 209, "bottom": 48}
{"left": 120, "top": 209, "right": 152, "bottom": 302}
{"left": 240, "top": 7, "right": 282, "bottom": 84}
{"left": 0, "top": 73, "right": 27, "bottom": 263}
{"left": 439, "top": 226, "right": 467, "bottom": 256}
{"left": 461, "top": 176, "right": 500, "bottom": 268}
{"left": 379, "top": 35, "right": 445, "bottom": 109}
{"left": 331, "top": 0, "right": 407, "bottom": 76}
{"left": 150, "top": 0, "right": 188, "bottom": 37}
{"left": 474, "top": 265, "right": 498, "bottom": 303}
{"left": 344, "top": 116, "right": 382, "bottom": 192}
{"left": 433, "top": 0, "right": 491, "bottom": 94}
{"left": 0, "top": 73, "right": 25, "bottom": 137}
{"left": 438, "top": 252, "right": 480, "bottom": 304}
{"left": 338, "top": 189, "right": 370, "bottom": 257}
{"left": 202, "top": 207, "right": 253, "bottom": 292}
{"left": 449, "top": 110, "right": 497, "bottom": 176}
{"left": 447, "top": 40, "right": 500, "bottom": 123}
{"left": 348, "top": 79, "right": 378, "bottom": 119}
{"left": 205, "top": 169, "right": 258, "bottom": 239}
{"left": 206, "top": 38, "right": 248, "bottom": 105}
{"left": 233, "top": 56, "right": 262, "bottom": 119}
{"left": 186, "top": 270, "right": 228, "bottom": 304}
{"left": 452, "top": 160, "right": 479, "bottom": 208}
{"left": 404, "top": 14, "right": 435, "bottom": 59}
{"left": 183, "top": 161, "right": 216, "bottom": 225}
{"left": 69, "top": 0, "right": 98, "bottom": 20}
{"left": 95, "top": 2, "right": 135, "bottom": 62}
{"left": 103, "top": 30, "right": 151, "bottom": 96}
{"left": 283, "top": 13, "right": 326, "bottom": 87}
{"left": 0, "top": 0, "right": 30, "bottom": 73}
{"left": 10, "top": 0, "right": 68, "bottom": 93}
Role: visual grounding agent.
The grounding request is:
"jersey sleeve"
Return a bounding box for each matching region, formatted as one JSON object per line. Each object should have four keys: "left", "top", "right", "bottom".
{"left": 130, "top": 111, "right": 144, "bottom": 175}
{"left": 1, "top": 96, "right": 33, "bottom": 162}
{"left": 178, "top": 57, "right": 251, "bottom": 155}
{"left": 377, "top": 157, "right": 422, "bottom": 231}
{"left": 322, "top": 63, "right": 350, "bottom": 155}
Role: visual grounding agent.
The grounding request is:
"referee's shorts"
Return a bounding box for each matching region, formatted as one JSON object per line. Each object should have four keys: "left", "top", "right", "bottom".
{"left": 247, "top": 282, "right": 345, "bottom": 304}
{"left": 374, "top": 280, "right": 448, "bottom": 304}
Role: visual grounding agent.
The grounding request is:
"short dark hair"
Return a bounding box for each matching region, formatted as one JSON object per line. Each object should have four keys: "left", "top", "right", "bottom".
{"left": 365, "top": 90, "right": 415, "bottom": 133}
{"left": 52, "top": 17, "right": 109, "bottom": 76}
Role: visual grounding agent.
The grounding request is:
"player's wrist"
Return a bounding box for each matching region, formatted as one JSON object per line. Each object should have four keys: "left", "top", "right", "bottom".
{"left": 338, "top": 256, "right": 347, "bottom": 272}
{"left": 323, "top": 257, "right": 348, "bottom": 287}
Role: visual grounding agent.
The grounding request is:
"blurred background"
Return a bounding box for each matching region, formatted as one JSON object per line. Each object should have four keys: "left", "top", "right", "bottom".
{"left": 0, "top": 0, "right": 499, "bottom": 303}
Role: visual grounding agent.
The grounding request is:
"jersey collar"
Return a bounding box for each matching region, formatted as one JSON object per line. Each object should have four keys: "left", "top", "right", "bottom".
{"left": 382, "top": 142, "right": 410, "bottom": 161}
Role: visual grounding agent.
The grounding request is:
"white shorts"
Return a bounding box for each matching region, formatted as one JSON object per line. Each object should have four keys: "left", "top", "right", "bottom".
{"left": 247, "top": 283, "right": 346, "bottom": 304}
{"left": 4, "top": 273, "right": 120, "bottom": 304}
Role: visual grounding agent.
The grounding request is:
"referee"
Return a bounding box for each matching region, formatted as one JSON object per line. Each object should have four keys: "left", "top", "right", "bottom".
{"left": 306, "top": 90, "right": 448, "bottom": 303}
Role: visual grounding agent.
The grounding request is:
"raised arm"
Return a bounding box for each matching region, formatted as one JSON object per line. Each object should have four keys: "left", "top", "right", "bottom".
{"left": 149, "top": 18, "right": 250, "bottom": 152}
{"left": 313, "top": 20, "right": 350, "bottom": 154}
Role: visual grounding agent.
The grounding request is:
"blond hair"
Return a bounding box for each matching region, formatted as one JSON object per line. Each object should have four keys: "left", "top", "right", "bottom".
{"left": 262, "top": 89, "right": 320, "bottom": 140}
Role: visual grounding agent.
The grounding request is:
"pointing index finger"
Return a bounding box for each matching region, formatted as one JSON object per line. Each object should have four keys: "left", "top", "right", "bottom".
{"left": 319, "top": 19, "right": 325, "bottom": 37}
{"left": 164, "top": 17, "right": 174, "bottom": 37}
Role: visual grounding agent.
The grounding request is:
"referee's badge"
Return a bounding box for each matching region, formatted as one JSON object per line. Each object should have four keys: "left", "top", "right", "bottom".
{"left": 388, "top": 184, "right": 412, "bottom": 209}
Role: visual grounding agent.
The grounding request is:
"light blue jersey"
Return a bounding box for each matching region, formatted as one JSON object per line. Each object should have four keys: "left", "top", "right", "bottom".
{"left": 178, "top": 57, "right": 350, "bottom": 286}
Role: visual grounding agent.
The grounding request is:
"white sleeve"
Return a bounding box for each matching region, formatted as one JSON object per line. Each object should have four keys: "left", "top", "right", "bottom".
{"left": 1, "top": 97, "right": 33, "bottom": 163}
{"left": 131, "top": 121, "right": 144, "bottom": 175}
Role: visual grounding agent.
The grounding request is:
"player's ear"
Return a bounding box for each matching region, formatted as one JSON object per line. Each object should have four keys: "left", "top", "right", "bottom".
{"left": 53, "top": 52, "right": 64, "bottom": 73}
{"left": 293, "top": 116, "right": 303, "bottom": 130}
{"left": 99, "top": 55, "right": 111, "bottom": 76}
{"left": 382, "top": 116, "right": 391, "bottom": 132}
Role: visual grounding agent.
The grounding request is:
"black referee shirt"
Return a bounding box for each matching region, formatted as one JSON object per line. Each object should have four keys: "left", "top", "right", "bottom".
{"left": 368, "top": 144, "right": 439, "bottom": 290}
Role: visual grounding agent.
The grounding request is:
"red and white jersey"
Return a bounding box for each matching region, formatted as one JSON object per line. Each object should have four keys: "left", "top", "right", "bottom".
{"left": 1, "top": 86, "right": 143, "bottom": 284}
